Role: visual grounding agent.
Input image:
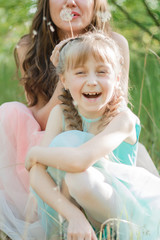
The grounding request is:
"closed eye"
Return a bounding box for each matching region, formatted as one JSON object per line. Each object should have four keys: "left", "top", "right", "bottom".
{"left": 97, "top": 65, "right": 111, "bottom": 75}
{"left": 98, "top": 71, "right": 107, "bottom": 73}
{"left": 75, "top": 71, "right": 87, "bottom": 75}
{"left": 97, "top": 70, "right": 109, "bottom": 75}
{"left": 76, "top": 71, "right": 85, "bottom": 74}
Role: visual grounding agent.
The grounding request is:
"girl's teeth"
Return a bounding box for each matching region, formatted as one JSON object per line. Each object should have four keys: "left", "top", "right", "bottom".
{"left": 83, "top": 92, "right": 101, "bottom": 98}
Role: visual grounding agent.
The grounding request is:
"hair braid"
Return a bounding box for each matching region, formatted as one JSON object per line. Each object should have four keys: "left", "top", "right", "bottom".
{"left": 99, "top": 84, "right": 126, "bottom": 131}
{"left": 58, "top": 89, "right": 83, "bottom": 131}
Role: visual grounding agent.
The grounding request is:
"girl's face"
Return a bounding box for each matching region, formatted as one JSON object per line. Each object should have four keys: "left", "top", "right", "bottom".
{"left": 49, "top": 0, "right": 94, "bottom": 39}
{"left": 61, "top": 55, "right": 119, "bottom": 119}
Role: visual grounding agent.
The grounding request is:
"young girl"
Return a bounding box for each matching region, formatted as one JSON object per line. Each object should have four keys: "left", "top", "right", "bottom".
{"left": 0, "top": 1, "right": 158, "bottom": 239}
{"left": 26, "top": 32, "right": 160, "bottom": 240}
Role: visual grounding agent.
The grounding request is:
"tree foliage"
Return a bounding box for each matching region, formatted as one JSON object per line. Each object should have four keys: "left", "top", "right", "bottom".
{"left": 109, "top": 0, "right": 160, "bottom": 46}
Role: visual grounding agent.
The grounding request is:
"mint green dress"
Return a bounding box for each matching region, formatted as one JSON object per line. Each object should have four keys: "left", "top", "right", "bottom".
{"left": 32, "top": 123, "right": 160, "bottom": 240}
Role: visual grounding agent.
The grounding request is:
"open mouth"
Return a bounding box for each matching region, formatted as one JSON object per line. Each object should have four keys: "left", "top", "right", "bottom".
{"left": 71, "top": 12, "right": 80, "bottom": 17}
{"left": 82, "top": 92, "right": 102, "bottom": 98}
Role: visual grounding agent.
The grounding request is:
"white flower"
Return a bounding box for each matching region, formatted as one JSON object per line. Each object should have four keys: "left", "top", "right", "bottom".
{"left": 60, "top": 7, "right": 73, "bottom": 21}
{"left": 32, "top": 29, "right": 38, "bottom": 36}
{"left": 97, "top": 10, "right": 111, "bottom": 22}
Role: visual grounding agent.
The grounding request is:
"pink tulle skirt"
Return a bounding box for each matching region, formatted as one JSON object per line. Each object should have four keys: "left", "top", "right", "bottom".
{"left": 0, "top": 102, "right": 45, "bottom": 240}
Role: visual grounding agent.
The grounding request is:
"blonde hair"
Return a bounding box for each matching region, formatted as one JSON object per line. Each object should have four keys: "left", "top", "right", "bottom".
{"left": 57, "top": 32, "right": 127, "bottom": 131}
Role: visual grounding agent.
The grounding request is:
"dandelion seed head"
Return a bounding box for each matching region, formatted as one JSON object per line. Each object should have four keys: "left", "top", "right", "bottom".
{"left": 97, "top": 10, "right": 111, "bottom": 22}
{"left": 60, "top": 7, "right": 73, "bottom": 21}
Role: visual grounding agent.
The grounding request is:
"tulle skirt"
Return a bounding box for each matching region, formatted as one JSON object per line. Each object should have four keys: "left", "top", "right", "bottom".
{"left": 0, "top": 102, "right": 45, "bottom": 240}
{"left": 35, "top": 130, "right": 160, "bottom": 240}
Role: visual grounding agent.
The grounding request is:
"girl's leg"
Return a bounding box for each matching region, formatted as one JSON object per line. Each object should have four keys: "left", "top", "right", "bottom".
{"left": 65, "top": 167, "right": 121, "bottom": 224}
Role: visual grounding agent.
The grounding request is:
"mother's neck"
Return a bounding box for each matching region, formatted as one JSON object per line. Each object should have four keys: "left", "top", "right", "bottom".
{"left": 57, "top": 28, "right": 85, "bottom": 40}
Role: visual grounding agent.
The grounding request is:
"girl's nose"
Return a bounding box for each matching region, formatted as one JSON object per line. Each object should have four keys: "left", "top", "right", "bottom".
{"left": 65, "top": 0, "right": 77, "bottom": 7}
{"left": 86, "top": 75, "right": 98, "bottom": 86}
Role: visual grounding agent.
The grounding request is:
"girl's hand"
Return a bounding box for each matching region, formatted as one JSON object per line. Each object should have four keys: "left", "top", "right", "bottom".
{"left": 67, "top": 211, "right": 97, "bottom": 240}
{"left": 50, "top": 38, "right": 72, "bottom": 67}
{"left": 25, "top": 147, "right": 37, "bottom": 171}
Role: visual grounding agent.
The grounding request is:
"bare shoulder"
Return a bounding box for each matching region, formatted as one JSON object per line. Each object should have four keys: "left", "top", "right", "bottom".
{"left": 118, "top": 108, "right": 140, "bottom": 144}
{"left": 48, "top": 104, "right": 64, "bottom": 129}
{"left": 116, "top": 108, "right": 140, "bottom": 132}
{"left": 111, "top": 31, "right": 130, "bottom": 73}
{"left": 111, "top": 31, "right": 129, "bottom": 52}
{"left": 49, "top": 104, "right": 63, "bottom": 118}
{"left": 42, "top": 104, "right": 63, "bottom": 145}
{"left": 123, "top": 108, "right": 139, "bottom": 123}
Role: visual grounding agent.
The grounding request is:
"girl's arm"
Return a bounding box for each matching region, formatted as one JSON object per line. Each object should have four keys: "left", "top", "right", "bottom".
{"left": 27, "top": 106, "right": 97, "bottom": 239}
{"left": 37, "top": 104, "right": 63, "bottom": 146}
{"left": 26, "top": 110, "right": 138, "bottom": 172}
{"left": 29, "top": 164, "right": 97, "bottom": 239}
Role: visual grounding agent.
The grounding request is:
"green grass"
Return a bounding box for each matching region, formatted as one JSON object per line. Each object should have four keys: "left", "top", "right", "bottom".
{"left": 129, "top": 49, "right": 160, "bottom": 171}
{"left": 0, "top": 55, "right": 25, "bottom": 104}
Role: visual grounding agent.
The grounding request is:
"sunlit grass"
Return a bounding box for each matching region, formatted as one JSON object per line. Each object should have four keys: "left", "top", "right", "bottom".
{"left": 0, "top": 55, "right": 25, "bottom": 104}
{"left": 129, "top": 48, "right": 160, "bottom": 171}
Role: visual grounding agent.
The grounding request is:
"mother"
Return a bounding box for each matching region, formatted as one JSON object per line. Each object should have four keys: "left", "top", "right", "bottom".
{"left": 0, "top": 0, "right": 158, "bottom": 239}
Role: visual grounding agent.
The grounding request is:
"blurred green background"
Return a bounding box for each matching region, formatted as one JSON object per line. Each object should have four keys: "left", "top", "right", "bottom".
{"left": 0, "top": 0, "right": 160, "bottom": 170}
